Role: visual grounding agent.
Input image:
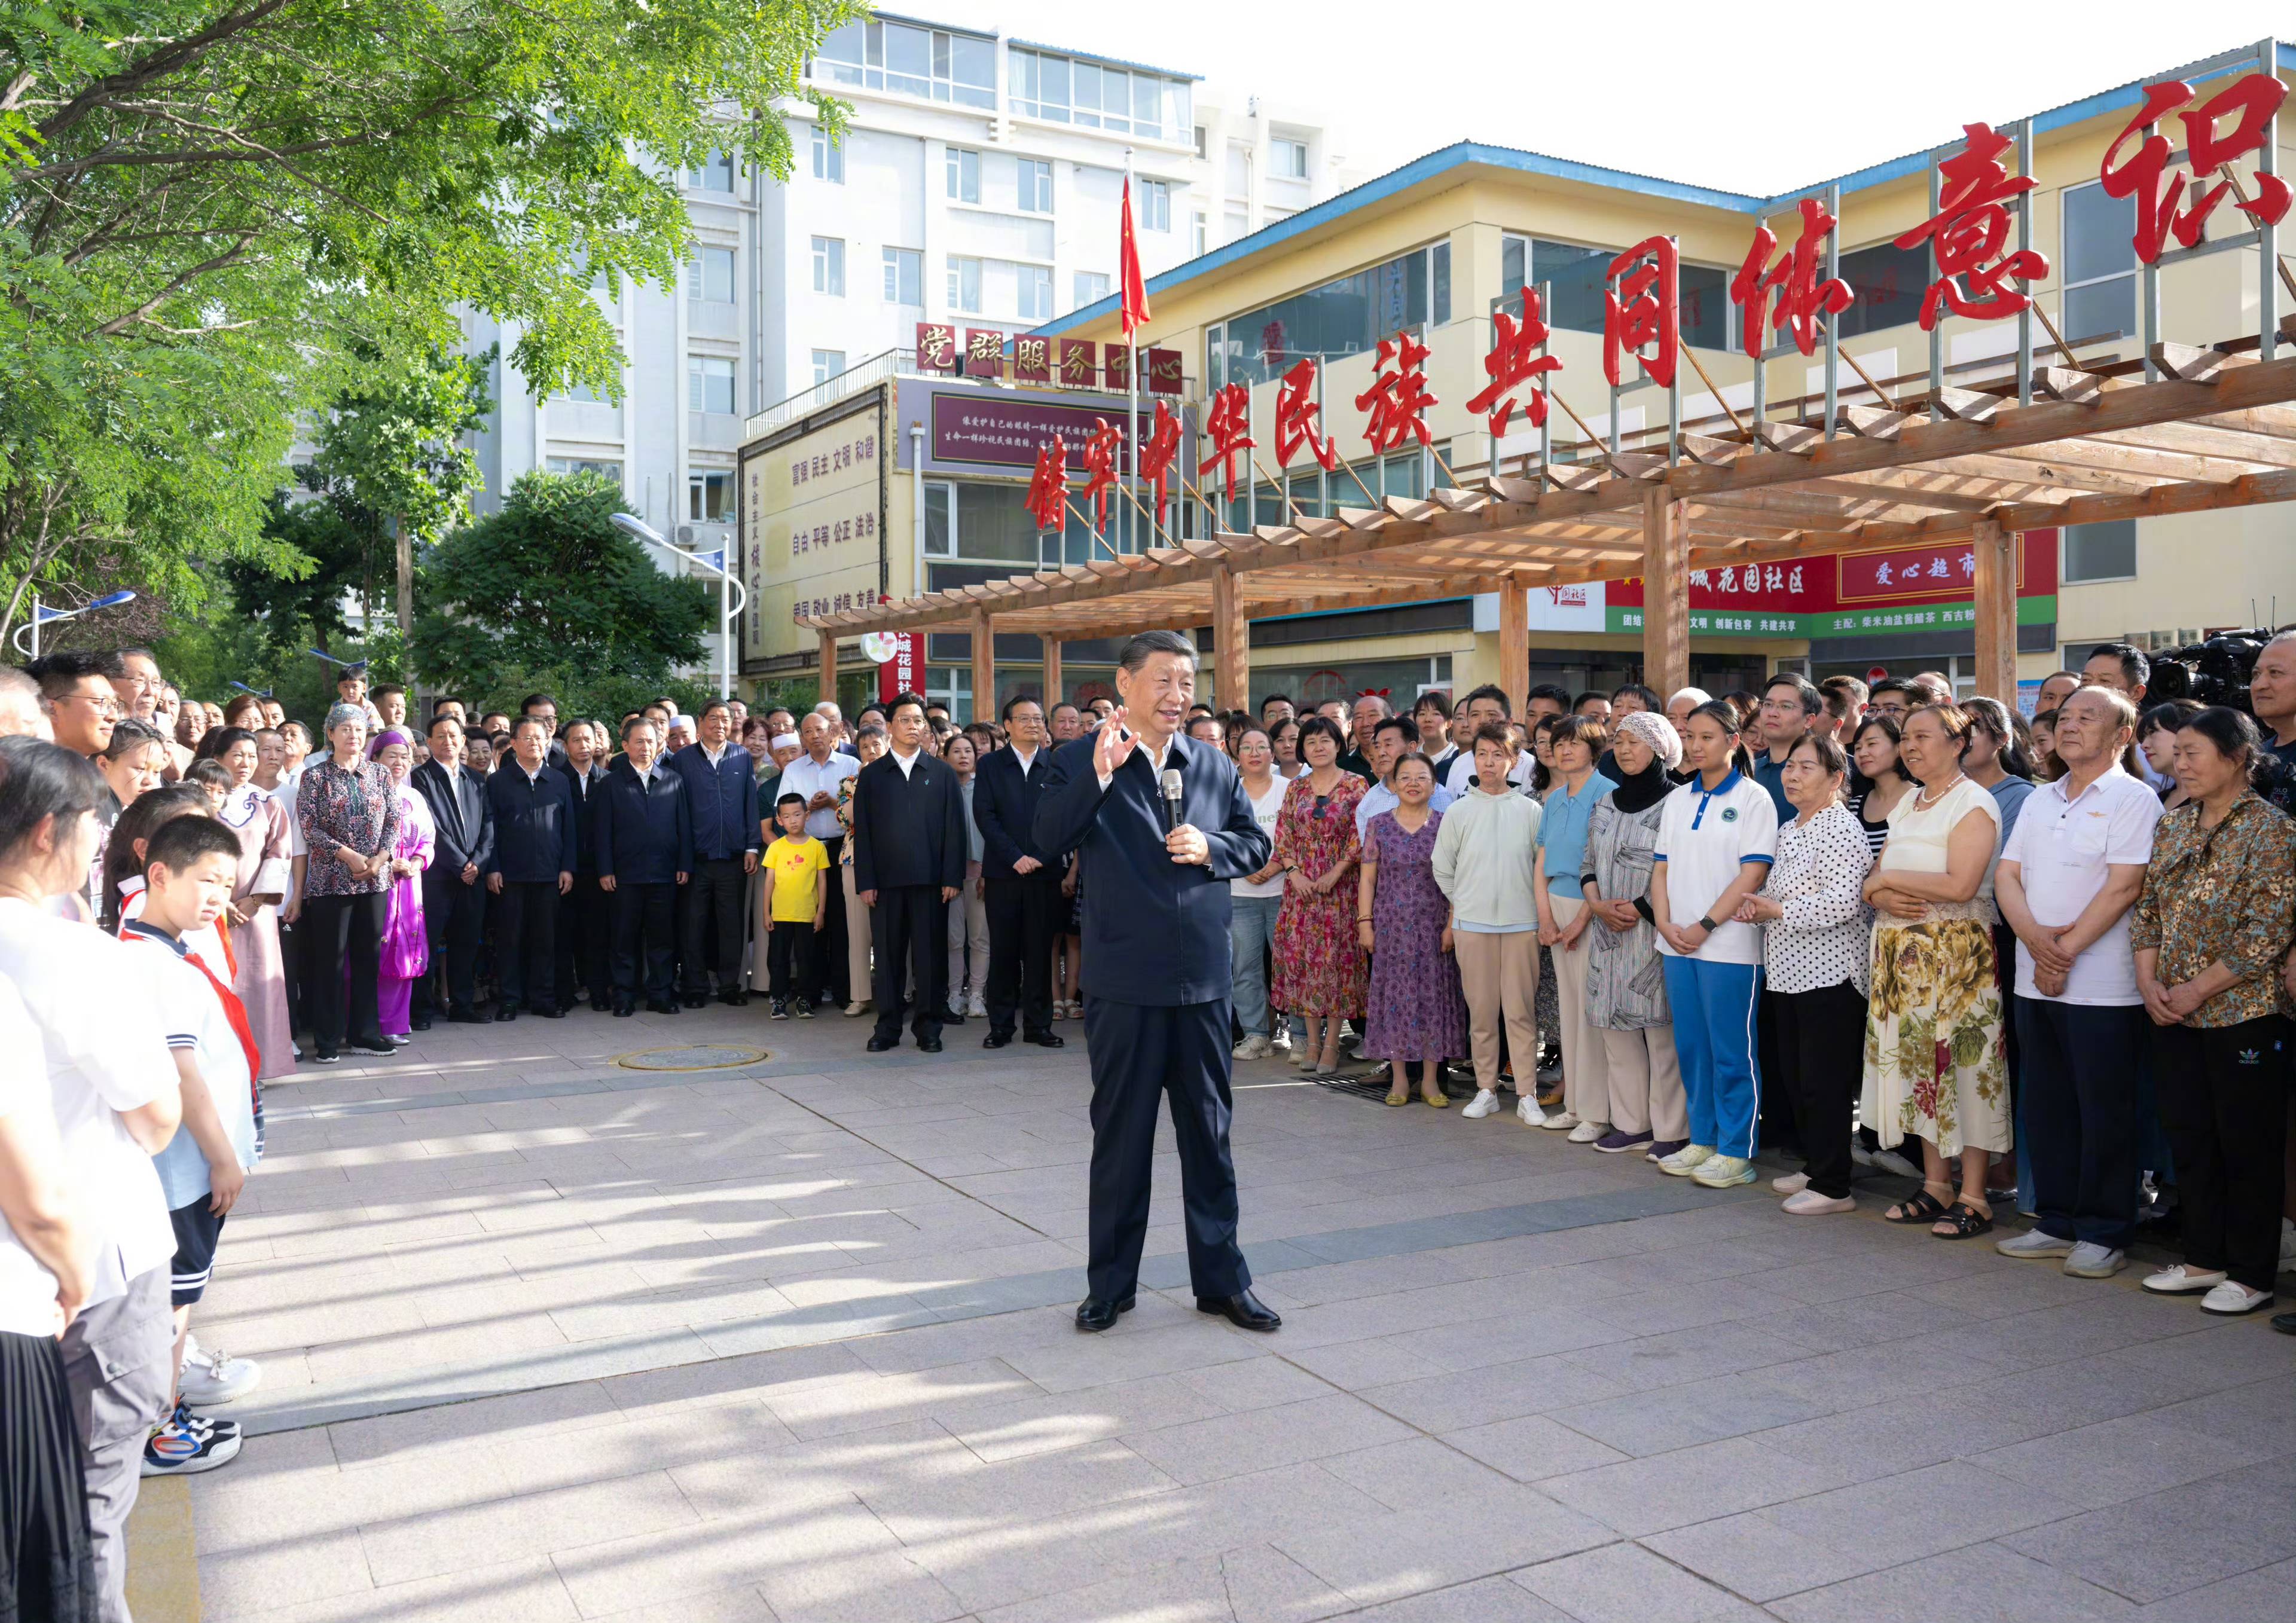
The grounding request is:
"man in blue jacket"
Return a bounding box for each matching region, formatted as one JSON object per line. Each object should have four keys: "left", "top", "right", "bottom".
{"left": 1033, "top": 631, "right": 1279, "bottom": 1335}
{"left": 670, "top": 698, "right": 761, "bottom": 1007}
{"left": 593, "top": 715, "right": 693, "bottom": 1016}
{"left": 972, "top": 693, "right": 1064, "bottom": 1050}
{"left": 485, "top": 716, "right": 578, "bottom": 1020}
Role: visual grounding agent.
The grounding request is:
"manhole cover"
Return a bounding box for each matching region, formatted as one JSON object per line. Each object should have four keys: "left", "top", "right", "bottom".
{"left": 615, "top": 1044, "right": 770, "bottom": 1072}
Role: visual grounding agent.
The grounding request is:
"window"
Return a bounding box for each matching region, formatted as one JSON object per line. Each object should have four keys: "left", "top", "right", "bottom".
{"left": 1073, "top": 271, "right": 1111, "bottom": 309}
{"left": 1272, "top": 137, "right": 1309, "bottom": 179}
{"left": 813, "top": 20, "right": 994, "bottom": 108}
{"left": 810, "top": 236, "right": 844, "bottom": 296}
{"left": 948, "top": 255, "right": 983, "bottom": 313}
{"left": 686, "top": 149, "right": 735, "bottom": 192}
{"left": 1209, "top": 241, "right": 1449, "bottom": 387}
{"left": 1835, "top": 242, "right": 1928, "bottom": 341}
{"left": 1018, "top": 158, "right": 1052, "bottom": 213}
{"left": 2062, "top": 179, "right": 2138, "bottom": 345}
{"left": 810, "top": 350, "right": 845, "bottom": 386}
{"left": 926, "top": 478, "right": 1096, "bottom": 568}
{"left": 810, "top": 124, "right": 842, "bottom": 184}
{"left": 554, "top": 378, "right": 606, "bottom": 404}
{"left": 946, "top": 146, "right": 979, "bottom": 203}
{"left": 1222, "top": 209, "right": 1247, "bottom": 243}
{"left": 1011, "top": 49, "right": 1188, "bottom": 139}
{"left": 1018, "top": 265, "right": 1052, "bottom": 322}
{"left": 1431, "top": 240, "right": 1451, "bottom": 326}
{"left": 1193, "top": 126, "right": 1207, "bottom": 159}
{"left": 1192, "top": 213, "right": 1207, "bottom": 256}
{"left": 688, "top": 246, "right": 735, "bottom": 304}
{"left": 546, "top": 457, "right": 621, "bottom": 481}
{"left": 882, "top": 246, "right": 922, "bottom": 305}
{"left": 2063, "top": 519, "right": 2137, "bottom": 583}
{"left": 688, "top": 471, "right": 734, "bottom": 522}
{"left": 1501, "top": 236, "right": 1612, "bottom": 337}
{"left": 1139, "top": 178, "right": 1170, "bottom": 232}
{"left": 688, "top": 356, "right": 736, "bottom": 415}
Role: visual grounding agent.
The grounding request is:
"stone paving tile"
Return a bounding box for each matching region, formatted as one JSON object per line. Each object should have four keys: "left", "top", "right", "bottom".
{"left": 1766, "top": 1541, "right": 2138, "bottom": 1622}
{"left": 1512, "top": 1541, "right": 1776, "bottom": 1622}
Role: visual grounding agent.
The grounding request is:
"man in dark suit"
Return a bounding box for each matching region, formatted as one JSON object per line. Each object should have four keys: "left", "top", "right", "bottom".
{"left": 555, "top": 719, "right": 612, "bottom": 1011}
{"left": 972, "top": 693, "right": 1064, "bottom": 1051}
{"left": 485, "top": 715, "right": 577, "bottom": 1019}
{"left": 670, "top": 698, "right": 760, "bottom": 1008}
{"left": 1034, "top": 631, "right": 1280, "bottom": 1335}
{"left": 593, "top": 714, "right": 693, "bottom": 1015}
{"left": 410, "top": 713, "right": 493, "bottom": 1026}
{"left": 849, "top": 692, "right": 964, "bottom": 1052}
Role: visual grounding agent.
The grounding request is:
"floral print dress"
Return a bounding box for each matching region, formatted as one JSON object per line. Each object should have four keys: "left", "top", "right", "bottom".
{"left": 1860, "top": 778, "right": 2010, "bottom": 1156}
{"left": 1360, "top": 809, "right": 1467, "bottom": 1061}
{"left": 1271, "top": 771, "right": 1367, "bottom": 1017}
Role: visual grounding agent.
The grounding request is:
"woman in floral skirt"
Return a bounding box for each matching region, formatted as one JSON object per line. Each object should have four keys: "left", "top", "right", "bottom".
{"left": 1358, "top": 753, "right": 1465, "bottom": 1105}
{"left": 1272, "top": 714, "right": 1366, "bottom": 1074}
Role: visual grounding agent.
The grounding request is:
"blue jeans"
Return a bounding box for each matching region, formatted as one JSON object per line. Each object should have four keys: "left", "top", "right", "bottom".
{"left": 1228, "top": 894, "right": 1282, "bottom": 1037}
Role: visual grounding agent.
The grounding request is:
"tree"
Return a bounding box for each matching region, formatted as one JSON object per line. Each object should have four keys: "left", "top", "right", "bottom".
{"left": 413, "top": 469, "right": 710, "bottom": 717}
{"left": 1, "top": 0, "right": 857, "bottom": 642}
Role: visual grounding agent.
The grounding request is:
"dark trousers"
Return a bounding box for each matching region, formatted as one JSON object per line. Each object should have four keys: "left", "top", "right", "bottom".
{"left": 1755, "top": 988, "right": 1796, "bottom": 1155}
{"left": 493, "top": 879, "right": 559, "bottom": 1011}
{"left": 985, "top": 872, "right": 1061, "bottom": 1038}
{"left": 1080, "top": 997, "right": 1250, "bottom": 1303}
{"left": 303, "top": 891, "right": 387, "bottom": 1055}
{"left": 2151, "top": 1016, "right": 2291, "bottom": 1293}
{"left": 869, "top": 884, "right": 947, "bottom": 1043}
{"left": 1768, "top": 980, "right": 1867, "bottom": 1200}
{"left": 415, "top": 872, "right": 486, "bottom": 1020}
{"left": 815, "top": 836, "right": 848, "bottom": 1005}
{"left": 555, "top": 873, "right": 609, "bottom": 1005}
{"left": 679, "top": 855, "right": 748, "bottom": 994}
{"left": 766, "top": 922, "right": 816, "bottom": 1001}
{"left": 610, "top": 882, "right": 677, "bottom": 1004}
{"left": 2016, "top": 997, "right": 2146, "bottom": 1249}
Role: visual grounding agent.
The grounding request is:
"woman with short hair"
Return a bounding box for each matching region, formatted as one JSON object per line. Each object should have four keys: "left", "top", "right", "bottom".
{"left": 289, "top": 704, "right": 401, "bottom": 1063}
{"left": 1358, "top": 753, "right": 1467, "bottom": 1106}
{"left": 1271, "top": 715, "right": 1366, "bottom": 1075}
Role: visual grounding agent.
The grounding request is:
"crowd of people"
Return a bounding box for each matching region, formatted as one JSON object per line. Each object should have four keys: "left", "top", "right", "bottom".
{"left": 6, "top": 632, "right": 2296, "bottom": 1618}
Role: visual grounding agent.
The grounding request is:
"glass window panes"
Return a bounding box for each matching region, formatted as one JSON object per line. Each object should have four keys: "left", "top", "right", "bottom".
{"left": 1213, "top": 244, "right": 1437, "bottom": 387}
{"left": 688, "top": 470, "right": 733, "bottom": 521}
{"left": 1681, "top": 262, "right": 1726, "bottom": 350}
{"left": 880, "top": 20, "right": 929, "bottom": 96}
{"left": 689, "top": 247, "right": 735, "bottom": 304}
{"left": 924, "top": 482, "right": 952, "bottom": 554}
{"left": 810, "top": 236, "right": 844, "bottom": 295}
{"left": 945, "top": 35, "right": 994, "bottom": 106}
{"left": 947, "top": 146, "right": 979, "bottom": 203}
{"left": 810, "top": 350, "right": 845, "bottom": 386}
{"left": 818, "top": 21, "right": 991, "bottom": 105}
{"left": 1011, "top": 50, "right": 1182, "bottom": 136}
{"left": 2066, "top": 277, "right": 2137, "bottom": 347}
{"left": 1018, "top": 265, "right": 1052, "bottom": 322}
{"left": 1272, "top": 138, "right": 1308, "bottom": 179}
{"left": 1836, "top": 242, "right": 1928, "bottom": 340}
{"left": 688, "top": 356, "right": 736, "bottom": 415}
{"left": 949, "top": 255, "right": 982, "bottom": 313}
{"left": 2062, "top": 181, "right": 2138, "bottom": 343}
{"left": 557, "top": 377, "right": 606, "bottom": 404}
{"left": 1018, "top": 158, "right": 1052, "bottom": 213}
{"left": 2063, "top": 519, "right": 2137, "bottom": 582}
{"left": 1192, "top": 213, "right": 1207, "bottom": 255}
{"left": 546, "top": 457, "right": 621, "bottom": 480}
{"left": 882, "top": 246, "right": 922, "bottom": 305}
{"left": 687, "top": 149, "right": 735, "bottom": 192}
{"left": 811, "top": 124, "right": 842, "bottom": 184}
{"left": 1140, "top": 179, "right": 1170, "bottom": 232}
{"left": 1432, "top": 241, "right": 1451, "bottom": 326}
{"left": 1073, "top": 271, "right": 1110, "bottom": 309}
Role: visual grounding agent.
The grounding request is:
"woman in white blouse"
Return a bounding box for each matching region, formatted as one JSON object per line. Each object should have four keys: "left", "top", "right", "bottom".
{"left": 1736, "top": 733, "right": 1874, "bottom": 1214}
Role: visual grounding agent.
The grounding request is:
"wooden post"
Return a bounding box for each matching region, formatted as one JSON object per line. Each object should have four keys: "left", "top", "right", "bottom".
{"left": 1212, "top": 566, "right": 1248, "bottom": 713}
{"left": 817, "top": 629, "right": 838, "bottom": 711}
{"left": 1642, "top": 488, "right": 1690, "bottom": 701}
{"left": 1498, "top": 581, "right": 1529, "bottom": 722}
{"left": 1971, "top": 516, "right": 2017, "bottom": 704}
{"left": 971, "top": 607, "right": 995, "bottom": 724}
{"left": 1042, "top": 637, "right": 1062, "bottom": 710}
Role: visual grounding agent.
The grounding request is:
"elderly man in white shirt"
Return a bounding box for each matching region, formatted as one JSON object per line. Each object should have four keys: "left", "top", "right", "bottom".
{"left": 780, "top": 713, "right": 862, "bottom": 1008}
{"left": 1354, "top": 715, "right": 1455, "bottom": 838}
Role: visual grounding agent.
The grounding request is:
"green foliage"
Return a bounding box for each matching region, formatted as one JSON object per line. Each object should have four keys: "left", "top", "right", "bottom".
{"left": 413, "top": 470, "right": 710, "bottom": 720}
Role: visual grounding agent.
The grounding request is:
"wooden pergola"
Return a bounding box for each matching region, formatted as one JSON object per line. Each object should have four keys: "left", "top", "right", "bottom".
{"left": 801, "top": 341, "right": 2296, "bottom": 714}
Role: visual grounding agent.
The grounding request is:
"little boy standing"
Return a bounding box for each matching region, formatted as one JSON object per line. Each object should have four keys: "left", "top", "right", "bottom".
{"left": 762, "top": 793, "right": 828, "bottom": 1020}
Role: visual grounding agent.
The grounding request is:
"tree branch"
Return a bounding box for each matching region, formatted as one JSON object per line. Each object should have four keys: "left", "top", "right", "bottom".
{"left": 33, "top": 0, "right": 295, "bottom": 148}
{"left": 91, "top": 232, "right": 255, "bottom": 336}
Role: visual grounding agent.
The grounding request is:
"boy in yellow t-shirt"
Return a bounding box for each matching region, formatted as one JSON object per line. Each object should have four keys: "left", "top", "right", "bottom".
{"left": 762, "top": 793, "right": 830, "bottom": 1018}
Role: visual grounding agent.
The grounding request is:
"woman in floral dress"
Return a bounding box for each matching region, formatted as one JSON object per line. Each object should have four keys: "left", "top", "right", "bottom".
{"left": 1358, "top": 754, "right": 1466, "bottom": 1105}
{"left": 1272, "top": 715, "right": 1366, "bottom": 1074}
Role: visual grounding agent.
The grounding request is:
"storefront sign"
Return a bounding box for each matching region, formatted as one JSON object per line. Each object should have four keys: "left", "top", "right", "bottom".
{"left": 872, "top": 630, "right": 921, "bottom": 701}
{"left": 1058, "top": 340, "right": 1098, "bottom": 388}
{"left": 744, "top": 403, "right": 886, "bottom": 664}
{"left": 929, "top": 392, "right": 1135, "bottom": 472}
{"left": 916, "top": 323, "right": 958, "bottom": 375}
{"left": 964, "top": 328, "right": 1005, "bottom": 379}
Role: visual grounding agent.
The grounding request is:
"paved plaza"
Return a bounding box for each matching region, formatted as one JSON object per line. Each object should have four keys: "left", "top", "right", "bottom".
{"left": 181, "top": 1005, "right": 2296, "bottom": 1622}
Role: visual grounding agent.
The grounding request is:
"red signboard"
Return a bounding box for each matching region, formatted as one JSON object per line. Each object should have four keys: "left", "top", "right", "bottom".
{"left": 1013, "top": 335, "right": 1052, "bottom": 385}
{"left": 1610, "top": 530, "right": 2057, "bottom": 616}
{"left": 915, "top": 322, "right": 958, "bottom": 375}
{"left": 1057, "top": 340, "right": 1098, "bottom": 388}
{"left": 1146, "top": 348, "right": 1182, "bottom": 396}
{"left": 1102, "top": 346, "right": 1130, "bottom": 392}
{"left": 875, "top": 631, "right": 921, "bottom": 703}
{"left": 964, "top": 328, "right": 1006, "bottom": 379}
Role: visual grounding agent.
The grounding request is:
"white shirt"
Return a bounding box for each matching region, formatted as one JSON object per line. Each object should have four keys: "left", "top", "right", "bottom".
{"left": 1653, "top": 770, "right": 1779, "bottom": 965}
{"left": 0, "top": 980, "right": 63, "bottom": 1337}
{"left": 1010, "top": 746, "right": 1039, "bottom": 776}
{"left": 782, "top": 750, "right": 860, "bottom": 841}
{"left": 1998, "top": 765, "right": 2162, "bottom": 1005}
{"left": 0, "top": 900, "right": 175, "bottom": 1305}
{"left": 700, "top": 741, "right": 728, "bottom": 768}
{"left": 122, "top": 922, "right": 259, "bottom": 1210}
{"left": 889, "top": 747, "right": 921, "bottom": 779}
{"left": 276, "top": 765, "right": 306, "bottom": 860}
{"left": 1233, "top": 778, "right": 1290, "bottom": 899}
{"left": 518, "top": 759, "right": 549, "bottom": 784}
{"left": 1097, "top": 733, "right": 1176, "bottom": 792}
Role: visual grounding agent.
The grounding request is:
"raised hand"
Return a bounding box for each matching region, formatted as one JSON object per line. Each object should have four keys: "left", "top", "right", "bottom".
{"left": 1092, "top": 705, "right": 1140, "bottom": 780}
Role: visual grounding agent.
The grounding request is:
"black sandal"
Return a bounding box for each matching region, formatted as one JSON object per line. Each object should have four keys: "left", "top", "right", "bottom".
{"left": 1931, "top": 1200, "right": 1994, "bottom": 1240}
{"left": 1885, "top": 1188, "right": 1951, "bottom": 1225}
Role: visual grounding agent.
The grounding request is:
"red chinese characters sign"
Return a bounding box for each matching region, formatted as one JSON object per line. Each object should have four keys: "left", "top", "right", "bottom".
{"left": 1467, "top": 291, "right": 1561, "bottom": 437}
{"left": 1355, "top": 330, "right": 1437, "bottom": 453}
{"left": 1607, "top": 531, "right": 2057, "bottom": 638}
{"left": 2101, "top": 72, "right": 2291, "bottom": 263}
{"left": 1895, "top": 124, "right": 2048, "bottom": 328}
{"left": 1732, "top": 198, "right": 1852, "bottom": 360}
{"left": 875, "top": 631, "right": 921, "bottom": 704}
{"left": 1199, "top": 382, "right": 1254, "bottom": 499}
{"left": 915, "top": 322, "right": 958, "bottom": 375}
{"left": 1604, "top": 237, "right": 1678, "bottom": 388}
{"left": 964, "top": 328, "right": 1005, "bottom": 379}
{"left": 1146, "top": 348, "right": 1183, "bottom": 396}
{"left": 1274, "top": 359, "right": 1338, "bottom": 470}
{"left": 1057, "top": 340, "right": 1098, "bottom": 388}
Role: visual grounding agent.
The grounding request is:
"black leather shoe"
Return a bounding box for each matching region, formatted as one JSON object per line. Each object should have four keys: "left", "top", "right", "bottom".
{"left": 2274, "top": 1309, "right": 2296, "bottom": 1336}
{"left": 409, "top": 1016, "right": 432, "bottom": 1032}
{"left": 1196, "top": 1290, "right": 1282, "bottom": 1332}
{"left": 494, "top": 1006, "right": 520, "bottom": 1022}
{"left": 591, "top": 998, "right": 612, "bottom": 1013}
{"left": 645, "top": 998, "right": 677, "bottom": 1015}
{"left": 983, "top": 1032, "right": 1012, "bottom": 1049}
{"left": 612, "top": 1002, "right": 636, "bottom": 1018}
{"left": 866, "top": 1035, "right": 897, "bottom": 1053}
{"left": 916, "top": 1036, "right": 944, "bottom": 1053}
{"left": 682, "top": 993, "right": 707, "bottom": 1010}
{"left": 534, "top": 1005, "right": 565, "bottom": 1019}
{"left": 939, "top": 1007, "right": 966, "bottom": 1026}
{"left": 448, "top": 1009, "right": 486, "bottom": 1025}
{"left": 1024, "top": 1031, "right": 1065, "bottom": 1048}
{"left": 720, "top": 990, "right": 748, "bottom": 1007}
{"left": 1074, "top": 1295, "right": 1135, "bottom": 1332}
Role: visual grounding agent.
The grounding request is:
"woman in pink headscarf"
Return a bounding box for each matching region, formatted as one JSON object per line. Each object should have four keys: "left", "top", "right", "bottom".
{"left": 368, "top": 730, "right": 435, "bottom": 1041}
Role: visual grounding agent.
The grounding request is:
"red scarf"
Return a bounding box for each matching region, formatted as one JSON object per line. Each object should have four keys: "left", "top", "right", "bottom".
{"left": 118, "top": 918, "right": 263, "bottom": 1130}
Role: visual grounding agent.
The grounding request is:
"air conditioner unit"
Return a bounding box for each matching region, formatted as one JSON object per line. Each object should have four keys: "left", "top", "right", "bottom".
{"left": 677, "top": 525, "right": 695, "bottom": 545}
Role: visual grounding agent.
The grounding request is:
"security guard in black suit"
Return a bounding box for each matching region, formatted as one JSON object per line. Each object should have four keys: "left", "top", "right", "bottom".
{"left": 1033, "top": 631, "right": 1281, "bottom": 1334}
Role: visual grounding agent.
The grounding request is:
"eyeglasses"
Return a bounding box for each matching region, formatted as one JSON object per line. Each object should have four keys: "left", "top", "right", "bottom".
{"left": 58, "top": 690, "right": 121, "bottom": 717}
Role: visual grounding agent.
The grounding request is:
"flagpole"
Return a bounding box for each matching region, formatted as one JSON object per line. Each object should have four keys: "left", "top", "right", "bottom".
{"left": 1125, "top": 147, "right": 1140, "bottom": 558}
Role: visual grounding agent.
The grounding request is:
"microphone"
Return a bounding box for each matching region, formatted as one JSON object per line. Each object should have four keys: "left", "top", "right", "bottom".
{"left": 1159, "top": 767, "right": 1185, "bottom": 835}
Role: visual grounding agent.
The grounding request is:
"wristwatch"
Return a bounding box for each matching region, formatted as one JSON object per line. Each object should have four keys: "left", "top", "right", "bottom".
{"left": 1696, "top": 915, "right": 1718, "bottom": 932}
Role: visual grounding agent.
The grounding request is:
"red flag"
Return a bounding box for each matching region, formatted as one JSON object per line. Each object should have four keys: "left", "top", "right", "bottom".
{"left": 1119, "top": 176, "right": 1152, "bottom": 341}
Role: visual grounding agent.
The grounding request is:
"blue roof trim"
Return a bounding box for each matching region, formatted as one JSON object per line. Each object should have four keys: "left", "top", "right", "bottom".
{"left": 1006, "top": 38, "right": 1201, "bottom": 81}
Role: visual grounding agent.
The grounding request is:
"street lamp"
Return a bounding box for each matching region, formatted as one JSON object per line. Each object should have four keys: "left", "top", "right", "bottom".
{"left": 11, "top": 590, "right": 137, "bottom": 660}
{"left": 610, "top": 512, "right": 747, "bottom": 700}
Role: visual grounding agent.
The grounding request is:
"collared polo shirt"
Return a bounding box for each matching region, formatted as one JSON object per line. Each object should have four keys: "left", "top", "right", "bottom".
{"left": 1998, "top": 765, "right": 2162, "bottom": 1004}
{"left": 1535, "top": 771, "right": 1615, "bottom": 895}
{"left": 1652, "top": 769, "right": 1778, "bottom": 965}
{"left": 780, "top": 751, "right": 859, "bottom": 842}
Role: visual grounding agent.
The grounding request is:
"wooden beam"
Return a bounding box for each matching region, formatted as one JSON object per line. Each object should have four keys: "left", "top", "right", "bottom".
{"left": 1042, "top": 637, "right": 1062, "bottom": 710}
{"left": 1212, "top": 566, "right": 1248, "bottom": 714}
{"left": 970, "top": 606, "right": 994, "bottom": 723}
{"left": 1642, "top": 488, "right": 1689, "bottom": 701}
{"left": 1498, "top": 579, "right": 1528, "bottom": 723}
{"left": 817, "top": 630, "right": 839, "bottom": 711}
{"left": 1970, "top": 517, "right": 2016, "bottom": 705}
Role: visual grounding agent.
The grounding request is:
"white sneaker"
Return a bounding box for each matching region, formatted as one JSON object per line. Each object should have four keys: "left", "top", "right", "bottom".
{"left": 1567, "top": 1119, "right": 1608, "bottom": 1144}
{"left": 2063, "top": 1243, "right": 2126, "bottom": 1279}
{"left": 1693, "top": 1154, "right": 1756, "bottom": 1188}
{"left": 1515, "top": 1096, "right": 1547, "bottom": 1127}
{"left": 177, "top": 1336, "right": 262, "bottom": 1407}
{"left": 2142, "top": 1263, "right": 2228, "bottom": 1295}
{"left": 966, "top": 995, "right": 988, "bottom": 1018}
{"left": 2200, "top": 1282, "right": 2274, "bottom": 1315}
{"left": 1461, "top": 1089, "right": 1501, "bottom": 1119}
{"left": 1657, "top": 1144, "right": 1717, "bottom": 1177}
{"left": 1772, "top": 1172, "right": 1810, "bottom": 1194}
{"left": 1995, "top": 1230, "right": 2075, "bottom": 1260}
{"left": 1540, "top": 1110, "right": 1580, "bottom": 1133}
{"left": 1782, "top": 1189, "right": 1855, "bottom": 1215}
{"left": 1232, "top": 1033, "right": 1272, "bottom": 1060}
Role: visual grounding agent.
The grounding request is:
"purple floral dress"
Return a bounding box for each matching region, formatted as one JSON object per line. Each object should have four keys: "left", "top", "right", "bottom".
{"left": 1360, "top": 809, "right": 1468, "bottom": 1062}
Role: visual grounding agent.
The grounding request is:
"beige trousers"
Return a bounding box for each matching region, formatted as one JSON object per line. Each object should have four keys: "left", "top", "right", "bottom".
{"left": 1596, "top": 1024, "right": 1688, "bottom": 1141}
{"left": 1454, "top": 928, "right": 1540, "bottom": 1096}
{"left": 843, "top": 861, "right": 872, "bottom": 1004}
{"left": 947, "top": 866, "right": 990, "bottom": 1005}
{"left": 1548, "top": 894, "right": 1608, "bottom": 1124}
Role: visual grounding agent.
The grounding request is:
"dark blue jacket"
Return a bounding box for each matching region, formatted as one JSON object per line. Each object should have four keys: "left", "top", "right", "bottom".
{"left": 1031, "top": 731, "right": 1269, "bottom": 1006}
{"left": 593, "top": 759, "right": 694, "bottom": 885}
{"left": 849, "top": 750, "right": 966, "bottom": 894}
{"left": 484, "top": 761, "right": 578, "bottom": 882}
{"left": 972, "top": 745, "right": 1058, "bottom": 880}
{"left": 558, "top": 760, "right": 609, "bottom": 875}
{"left": 410, "top": 757, "right": 493, "bottom": 879}
{"left": 668, "top": 741, "right": 760, "bottom": 862}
